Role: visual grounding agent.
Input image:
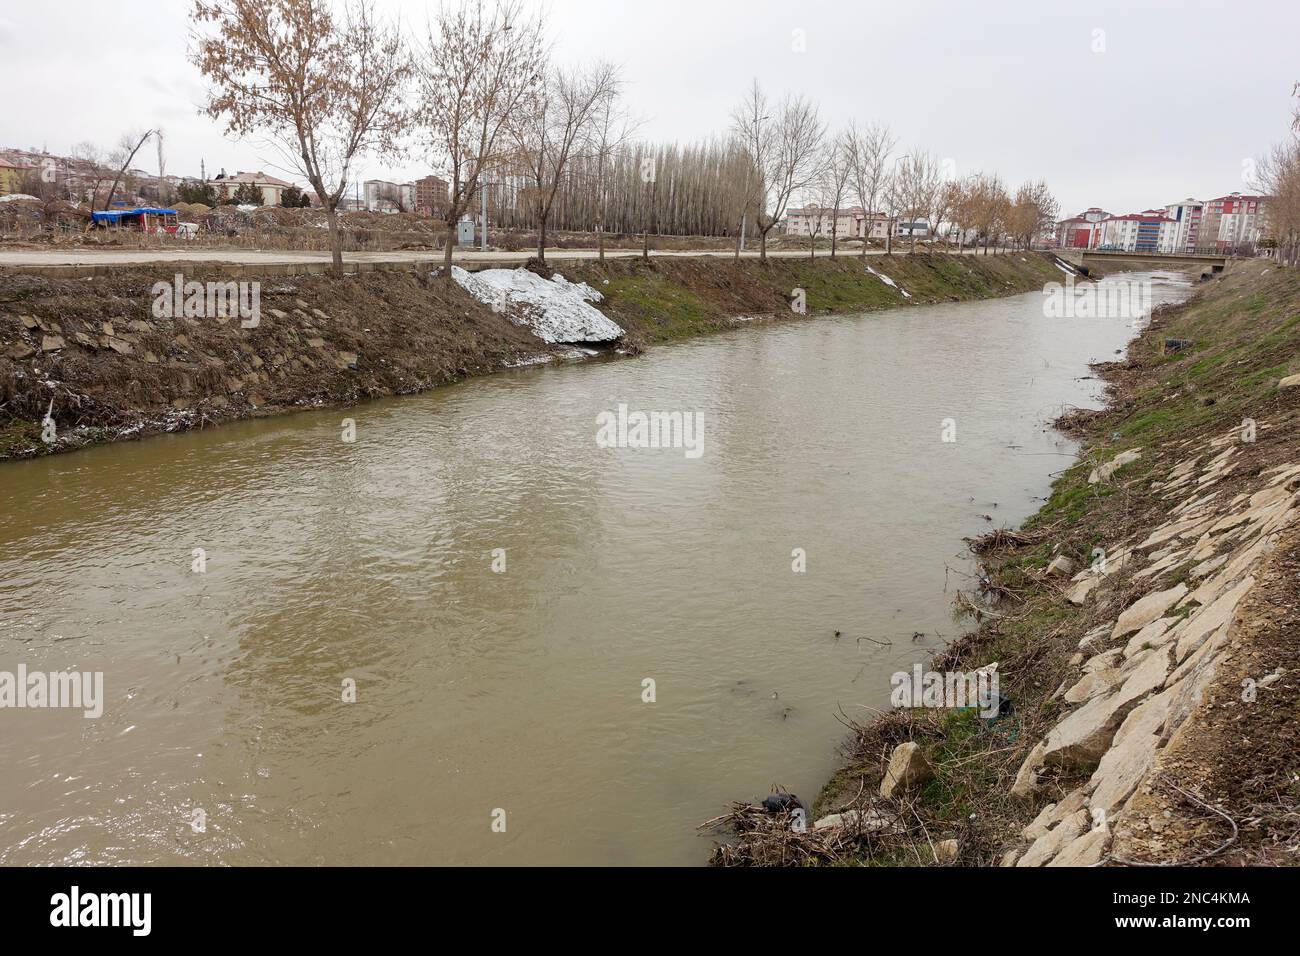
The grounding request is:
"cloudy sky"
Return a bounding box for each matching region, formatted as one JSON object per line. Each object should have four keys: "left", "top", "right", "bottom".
{"left": 1, "top": 0, "right": 1295, "bottom": 216}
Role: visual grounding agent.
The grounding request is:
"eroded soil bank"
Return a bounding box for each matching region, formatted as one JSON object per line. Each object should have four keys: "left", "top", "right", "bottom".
{"left": 0, "top": 252, "right": 1064, "bottom": 459}
{"left": 710, "top": 261, "right": 1300, "bottom": 867}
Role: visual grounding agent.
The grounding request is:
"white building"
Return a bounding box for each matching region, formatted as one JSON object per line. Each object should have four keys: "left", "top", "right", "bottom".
{"left": 363, "top": 179, "right": 417, "bottom": 213}
{"left": 1098, "top": 211, "right": 1178, "bottom": 252}
{"left": 1163, "top": 199, "right": 1204, "bottom": 252}
{"left": 784, "top": 205, "right": 892, "bottom": 239}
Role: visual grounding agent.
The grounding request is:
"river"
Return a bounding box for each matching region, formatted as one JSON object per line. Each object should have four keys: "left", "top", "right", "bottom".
{"left": 0, "top": 270, "right": 1192, "bottom": 865}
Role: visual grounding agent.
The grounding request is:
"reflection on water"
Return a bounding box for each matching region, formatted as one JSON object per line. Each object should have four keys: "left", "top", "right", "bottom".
{"left": 0, "top": 272, "right": 1191, "bottom": 865}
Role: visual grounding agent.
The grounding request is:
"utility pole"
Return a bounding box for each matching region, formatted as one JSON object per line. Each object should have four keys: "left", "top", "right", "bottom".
{"left": 481, "top": 181, "right": 488, "bottom": 252}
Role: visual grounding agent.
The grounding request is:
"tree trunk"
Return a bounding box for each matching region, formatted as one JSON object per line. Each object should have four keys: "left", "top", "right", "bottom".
{"left": 597, "top": 215, "right": 605, "bottom": 263}
{"left": 537, "top": 215, "right": 547, "bottom": 265}
{"left": 760, "top": 228, "right": 768, "bottom": 262}
{"left": 325, "top": 204, "right": 344, "bottom": 278}
{"left": 831, "top": 226, "right": 837, "bottom": 258}
{"left": 443, "top": 219, "right": 456, "bottom": 282}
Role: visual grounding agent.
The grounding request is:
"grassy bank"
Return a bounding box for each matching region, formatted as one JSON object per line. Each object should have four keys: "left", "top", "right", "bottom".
{"left": 709, "top": 260, "right": 1300, "bottom": 866}
{"left": 0, "top": 251, "right": 1065, "bottom": 460}
{"left": 567, "top": 251, "right": 1065, "bottom": 346}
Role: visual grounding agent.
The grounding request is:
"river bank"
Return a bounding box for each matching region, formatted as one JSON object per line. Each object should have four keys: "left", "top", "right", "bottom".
{"left": 710, "top": 260, "right": 1300, "bottom": 866}
{"left": 0, "top": 252, "right": 1066, "bottom": 460}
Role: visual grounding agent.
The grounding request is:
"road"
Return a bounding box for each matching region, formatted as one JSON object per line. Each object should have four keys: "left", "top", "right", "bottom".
{"left": 0, "top": 244, "right": 994, "bottom": 271}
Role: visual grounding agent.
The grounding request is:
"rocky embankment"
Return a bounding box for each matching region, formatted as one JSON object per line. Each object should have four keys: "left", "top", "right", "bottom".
{"left": 711, "top": 260, "right": 1300, "bottom": 867}
{"left": 1007, "top": 428, "right": 1299, "bottom": 866}
{"left": 0, "top": 252, "right": 1065, "bottom": 460}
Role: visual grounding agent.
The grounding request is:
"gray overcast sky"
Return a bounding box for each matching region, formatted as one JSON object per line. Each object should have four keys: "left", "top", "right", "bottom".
{"left": 1, "top": 0, "right": 1296, "bottom": 216}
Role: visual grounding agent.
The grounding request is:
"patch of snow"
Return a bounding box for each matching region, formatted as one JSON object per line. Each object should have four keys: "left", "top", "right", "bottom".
{"left": 504, "top": 353, "right": 555, "bottom": 368}
{"left": 865, "top": 264, "right": 911, "bottom": 298}
{"left": 1054, "top": 261, "right": 1077, "bottom": 277}
{"left": 453, "top": 266, "right": 623, "bottom": 344}
{"left": 0, "top": 193, "right": 38, "bottom": 203}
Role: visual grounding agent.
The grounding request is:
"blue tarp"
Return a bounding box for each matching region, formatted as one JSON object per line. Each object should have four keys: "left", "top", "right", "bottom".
{"left": 91, "top": 207, "right": 177, "bottom": 222}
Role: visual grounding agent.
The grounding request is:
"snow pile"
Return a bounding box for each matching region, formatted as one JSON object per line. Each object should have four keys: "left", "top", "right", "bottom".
{"left": 452, "top": 266, "right": 623, "bottom": 344}
{"left": 866, "top": 264, "right": 912, "bottom": 298}
{"left": 0, "top": 193, "right": 38, "bottom": 203}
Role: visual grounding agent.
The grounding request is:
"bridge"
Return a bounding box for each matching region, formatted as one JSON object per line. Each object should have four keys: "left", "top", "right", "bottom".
{"left": 1057, "top": 248, "right": 1229, "bottom": 274}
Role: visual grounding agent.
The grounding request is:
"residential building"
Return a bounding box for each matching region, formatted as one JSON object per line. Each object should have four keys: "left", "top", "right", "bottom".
{"left": 1163, "top": 198, "right": 1203, "bottom": 252}
{"left": 415, "top": 175, "right": 449, "bottom": 217}
{"left": 363, "top": 179, "right": 417, "bottom": 213}
{"left": 211, "top": 170, "right": 292, "bottom": 206}
{"left": 1097, "top": 210, "right": 1178, "bottom": 252}
{"left": 1056, "top": 207, "right": 1111, "bottom": 249}
{"left": 784, "top": 205, "right": 891, "bottom": 239}
{"left": 0, "top": 161, "right": 32, "bottom": 196}
{"left": 1201, "top": 192, "right": 1265, "bottom": 252}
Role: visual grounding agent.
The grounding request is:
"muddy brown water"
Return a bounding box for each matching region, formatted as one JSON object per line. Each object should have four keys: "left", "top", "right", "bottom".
{"left": 0, "top": 271, "right": 1191, "bottom": 865}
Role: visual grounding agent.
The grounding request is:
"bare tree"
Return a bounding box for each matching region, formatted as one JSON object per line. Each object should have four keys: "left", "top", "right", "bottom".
{"left": 845, "top": 121, "right": 896, "bottom": 257}
{"left": 155, "top": 129, "right": 168, "bottom": 205}
{"left": 102, "top": 129, "right": 157, "bottom": 213}
{"left": 417, "top": 0, "right": 546, "bottom": 280}
{"left": 1006, "top": 179, "right": 1059, "bottom": 250}
{"left": 964, "top": 172, "right": 1009, "bottom": 255}
{"left": 512, "top": 61, "right": 619, "bottom": 265}
{"left": 192, "top": 0, "right": 409, "bottom": 277}
{"left": 1256, "top": 140, "right": 1300, "bottom": 267}
{"left": 69, "top": 142, "right": 109, "bottom": 207}
{"left": 587, "top": 77, "right": 637, "bottom": 261}
{"left": 730, "top": 80, "right": 825, "bottom": 262}
{"left": 951, "top": 174, "right": 976, "bottom": 252}
{"left": 890, "top": 150, "right": 942, "bottom": 252}
{"left": 821, "top": 131, "right": 852, "bottom": 257}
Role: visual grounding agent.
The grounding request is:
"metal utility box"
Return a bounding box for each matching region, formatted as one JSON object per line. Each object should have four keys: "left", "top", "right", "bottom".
{"left": 457, "top": 217, "right": 476, "bottom": 246}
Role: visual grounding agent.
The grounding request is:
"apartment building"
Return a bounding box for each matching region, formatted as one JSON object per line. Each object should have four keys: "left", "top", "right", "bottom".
{"left": 1097, "top": 210, "right": 1178, "bottom": 252}
{"left": 1200, "top": 192, "right": 1265, "bottom": 251}
{"left": 784, "top": 205, "right": 892, "bottom": 239}
{"left": 416, "top": 175, "right": 449, "bottom": 217}
{"left": 1056, "top": 207, "right": 1111, "bottom": 249}
{"left": 1163, "top": 198, "right": 1204, "bottom": 252}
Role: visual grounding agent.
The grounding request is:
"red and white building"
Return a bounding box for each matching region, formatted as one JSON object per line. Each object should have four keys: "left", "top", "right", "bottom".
{"left": 1056, "top": 207, "right": 1111, "bottom": 249}
{"left": 1200, "top": 192, "right": 1265, "bottom": 251}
